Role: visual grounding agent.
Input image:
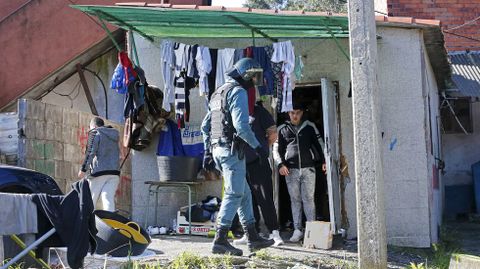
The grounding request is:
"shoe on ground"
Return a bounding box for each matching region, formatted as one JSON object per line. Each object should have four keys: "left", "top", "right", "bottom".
{"left": 233, "top": 234, "right": 248, "bottom": 245}
{"left": 270, "top": 230, "right": 284, "bottom": 246}
{"left": 289, "top": 229, "right": 303, "bottom": 242}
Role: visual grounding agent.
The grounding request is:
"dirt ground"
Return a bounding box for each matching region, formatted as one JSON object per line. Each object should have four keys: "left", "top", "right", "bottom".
{"left": 49, "top": 220, "right": 480, "bottom": 268}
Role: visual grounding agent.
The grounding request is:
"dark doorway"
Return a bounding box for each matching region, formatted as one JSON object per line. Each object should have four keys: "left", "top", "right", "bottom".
{"left": 276, "top": 84, "right": 330, "bottom": 230}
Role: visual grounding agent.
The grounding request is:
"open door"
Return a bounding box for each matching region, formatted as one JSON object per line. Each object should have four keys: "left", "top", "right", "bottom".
{"left": 321, "top": 78, "right": 341, "bottom": 233}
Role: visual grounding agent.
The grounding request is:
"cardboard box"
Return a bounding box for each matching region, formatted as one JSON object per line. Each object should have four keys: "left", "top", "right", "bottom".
{"left": 176, "top": 211, "right": 215, "bottom": 236}
{"left": 303, "top": 221, "right": 333, "bottom": 249}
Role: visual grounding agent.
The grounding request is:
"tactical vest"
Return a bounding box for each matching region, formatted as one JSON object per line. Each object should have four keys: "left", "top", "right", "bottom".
{"left": 209, "top": 82, "right": 239, "bottom": 143}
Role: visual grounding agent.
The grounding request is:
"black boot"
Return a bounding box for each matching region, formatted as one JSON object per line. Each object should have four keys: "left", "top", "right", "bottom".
{"left": 244, "top": 223, "right": 274, "bottom": 251}
{"left": 212, "top": 226, "right": 243, "bottom": 256}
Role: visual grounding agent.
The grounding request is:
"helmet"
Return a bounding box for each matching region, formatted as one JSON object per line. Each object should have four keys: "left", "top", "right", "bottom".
{"left": 227, "top": 58, "right": 263, "bottom": 86}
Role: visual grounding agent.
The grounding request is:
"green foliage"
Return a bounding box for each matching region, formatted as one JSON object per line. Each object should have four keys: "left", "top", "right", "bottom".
{"left": 399, "top": 227, "right": 462, "bottom": 269}
{"left": 407, "top": 262, "right": 426, "bottom": 269}
{"left": 244, "top": 0, "right": 348, "bottom": 13}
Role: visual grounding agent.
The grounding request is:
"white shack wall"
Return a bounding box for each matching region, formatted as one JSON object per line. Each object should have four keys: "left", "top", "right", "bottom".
{"left": 442, "top": 101, "right": 480, "bottom": 187}
{"left": 422, "top": 35, "right": 442, "bottom": 244}
{"left": 131, "top": 27, "right": 438, "bottom": 247}
{"left": 41, "top": 49, "right": 125, "bottom": 124}
{"left": 377, "top": 28, "right": 435, "bottom": 247}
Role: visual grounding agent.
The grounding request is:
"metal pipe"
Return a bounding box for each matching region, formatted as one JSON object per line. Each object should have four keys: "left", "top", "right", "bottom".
{"left": 1, "top": 228, "right": 56, "bottom": 269}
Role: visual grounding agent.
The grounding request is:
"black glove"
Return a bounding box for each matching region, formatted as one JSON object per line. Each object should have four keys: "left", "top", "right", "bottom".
{"left": 255, "top": 146, "right": 269, "bottom": 164}
{"left": 203, "top": 152, "right": 216, "bottom": 172}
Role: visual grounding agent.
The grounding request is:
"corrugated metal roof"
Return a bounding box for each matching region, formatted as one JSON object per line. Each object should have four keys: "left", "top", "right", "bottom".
{"left": 449, "top": 51, "right": 480, "bottom": 97}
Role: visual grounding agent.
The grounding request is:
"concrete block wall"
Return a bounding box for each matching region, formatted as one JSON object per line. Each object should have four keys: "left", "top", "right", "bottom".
{"left": 16, "top": 99, "right": 132, "bottom": 214}
{"left": 0, "top": 112, "right": 19, "bottom": 165}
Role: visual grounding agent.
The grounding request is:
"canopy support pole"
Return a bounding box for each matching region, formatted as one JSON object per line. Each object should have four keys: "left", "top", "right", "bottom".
{"left": 96, "top": 14, "right": 123, "bottom": 52}
{"left": 129, "top": 30, "right": 141, "bottom": 67}
{"left": 251, "top": 30, "right": 256, "bottom": 47}
{"left": 226, "top": 15, "right": 278, "bottom": 43}
{"left": 323, "top": 19, "right": 350, "bottom": 61}
{"left": 96, "top": 10, "right": 153, "bottom": 42}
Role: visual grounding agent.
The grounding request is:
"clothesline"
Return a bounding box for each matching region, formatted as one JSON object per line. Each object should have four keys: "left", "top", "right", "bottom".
{"left": 159, "top": 39, "right": 304, "bottom": 128}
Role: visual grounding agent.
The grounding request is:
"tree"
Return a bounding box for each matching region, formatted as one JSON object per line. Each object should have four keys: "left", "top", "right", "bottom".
{"left": 244, "top": 0, "right": 347, "bottom": 13}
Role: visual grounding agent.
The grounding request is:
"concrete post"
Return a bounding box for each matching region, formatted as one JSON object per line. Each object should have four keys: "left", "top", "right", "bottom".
{"left": 347, "top": 1, "right": 387, "bottom": 268}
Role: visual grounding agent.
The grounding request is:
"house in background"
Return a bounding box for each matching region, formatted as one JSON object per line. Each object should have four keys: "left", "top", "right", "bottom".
{"left": 375, "top": 0, "right": 480, "bottom": 219}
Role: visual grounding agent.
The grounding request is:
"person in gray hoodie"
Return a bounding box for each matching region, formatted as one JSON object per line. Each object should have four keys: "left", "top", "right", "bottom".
{"left": 78, "top": 117, "right": 120, "bottom": 211}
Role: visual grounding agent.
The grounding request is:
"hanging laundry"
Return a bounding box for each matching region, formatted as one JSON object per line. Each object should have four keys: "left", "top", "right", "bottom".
{"left": 271, "top": 40, "right": 295, "bottom": 112}
{"left": 294, "top": 55, "right": 304, "bottom": 81}
{"left": 215, "top": 48, "right": 236, "bottom": 89}
{"left": 207, "top": 48, "right": 218, "bottom": 99}
{"left": 250, "top": 46, "right": 274, "bottom": 96}
{"left": 195, "top": 46, "right": 212, "bottom": 97}
{"left": 110, "top": 64, "right": 128, "bottom": 94}
{"left": 233, "top": 48, "right": 244, "bottom": 63}
{"left": 173, "top": 43, "right": 190, "bottom": 127}
{"left": 157, "top": 119, "right": 185, "bottom": 156}
{"left": 181, "top": 124, "right": 205, "bottom": 159}
{"left": 160, "top": 39, "right": 176, "bottom": 111}
{"left": 265, "top": 45, "right": 283, "bottom": 110}
{"left": 187, "top": 44, "right": 199, "bottom": 79}
{"left": 111, "top": 52, "right": 138, "bottom": 94}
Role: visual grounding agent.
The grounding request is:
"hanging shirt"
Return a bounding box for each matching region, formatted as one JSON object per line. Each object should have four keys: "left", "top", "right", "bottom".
{"left": 265, "top": 45, "right": 282, "bottom": 109}
{"left": 181, "top": 124, "right": 205, "bottom": 159}
{"left": 157, "top": 119, "right": 185, "bottom": 156}
{"left": 215, "top": 48, "right": 236, "bottom": 89}
{"left": 173, "top": 43, "right": 191, "bottom": 127}
{"left": 195, "top": 46, "right": 212, "bottom": 97}
{"left": 160, "top": 40, "right": 176, "bottom": 111}
{"left": 233, "top": 48, "right": 244, "bottom": 63}
{"left": 294, "top": 55, "right": 304, "bottom": 81}
{"left": 207, "top": 48, "right": 218, "bottom": 99}
{"left": 251, "top": 46, "right": 274, "bottom": 96}
{"left": 271, "top": 40, "right": 295, "bottom": 112}
{"left": 187, "top": 44, "right": 199, "bottom": 79}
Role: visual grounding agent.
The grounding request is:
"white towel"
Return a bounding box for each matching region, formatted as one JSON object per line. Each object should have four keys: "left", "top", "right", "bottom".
{"left": 0, "top": 193, "right": 37, "bottom": 235}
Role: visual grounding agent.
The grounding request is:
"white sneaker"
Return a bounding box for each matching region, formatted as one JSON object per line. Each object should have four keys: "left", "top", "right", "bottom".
{"left": 289, "top": 229, "right": 303, "bottom": 242}
{"left": 270, "top": 230, "right": 284, "bottom": 246}
{"left": 233, "top": 234, "right": 248, "bottom": 245}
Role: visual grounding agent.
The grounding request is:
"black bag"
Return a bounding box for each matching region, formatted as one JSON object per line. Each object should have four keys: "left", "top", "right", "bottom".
{"left": 185, "top": 204, "right": 211, "bottom": 222}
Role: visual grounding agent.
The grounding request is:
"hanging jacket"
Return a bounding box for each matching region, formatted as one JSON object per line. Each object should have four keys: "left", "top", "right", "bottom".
{"left": 273, "top": 120, "right": 325, "bottom": 169}
{"left": 31, "top": 179, "right": 97, "bottom": 269}
{"left": 157, "top": 119, "right": 185, "bottom": 156}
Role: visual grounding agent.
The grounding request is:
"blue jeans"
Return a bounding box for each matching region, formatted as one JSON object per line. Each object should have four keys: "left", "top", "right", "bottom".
{"left": 213, "top": 145, "right": 255, "bottom": 228}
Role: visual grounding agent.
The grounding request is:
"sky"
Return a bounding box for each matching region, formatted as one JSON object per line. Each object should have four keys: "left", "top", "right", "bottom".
{"left": 211, "top": 0, "right": 246, "bottom": 7}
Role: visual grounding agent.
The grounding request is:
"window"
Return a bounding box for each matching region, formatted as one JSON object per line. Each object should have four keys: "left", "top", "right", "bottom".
{"left": 441, "top": 98, "right": 473, "bottom": 134}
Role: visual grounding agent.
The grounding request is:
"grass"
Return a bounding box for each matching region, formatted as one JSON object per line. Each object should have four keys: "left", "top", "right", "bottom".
{"left": 401, "top": 227, "right": 462, "bottom": 269}
{"left": 121, "top": 252, "right": 234, "bottom": 269}
{"left": 1, "top": 259, "right": 25, "bottom": 269}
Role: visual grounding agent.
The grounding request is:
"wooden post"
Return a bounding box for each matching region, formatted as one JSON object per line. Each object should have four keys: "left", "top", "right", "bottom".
{"left": 76, "top": 64, "right": 98, "bottom": 116}
{"left": 347, "top": 1, "right": 387, "bottom": 268}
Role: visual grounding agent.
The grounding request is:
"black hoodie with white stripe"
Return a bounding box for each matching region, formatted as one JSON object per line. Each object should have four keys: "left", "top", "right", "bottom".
{"left": 273, "top": 120, "right": 325, "bottom": 169}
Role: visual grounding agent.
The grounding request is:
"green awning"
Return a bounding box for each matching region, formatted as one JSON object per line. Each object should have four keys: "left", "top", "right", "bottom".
{"left": 71, "top": 5, "right": 349, "bottom": 40}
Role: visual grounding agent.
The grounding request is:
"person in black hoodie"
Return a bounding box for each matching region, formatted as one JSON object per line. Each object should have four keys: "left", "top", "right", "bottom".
{"left": 273, "top": 104, "right": 325, "bottom": 242}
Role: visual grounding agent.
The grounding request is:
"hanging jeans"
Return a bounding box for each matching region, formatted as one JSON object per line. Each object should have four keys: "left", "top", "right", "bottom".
{"left": 285, "top": 167, "right": 316, "bottom": 230}
{"left": 213, "top": 145, "right": 255, "bottom": 228}
{"left": 88, "top": 175, "right": 120, "bottom": 212}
